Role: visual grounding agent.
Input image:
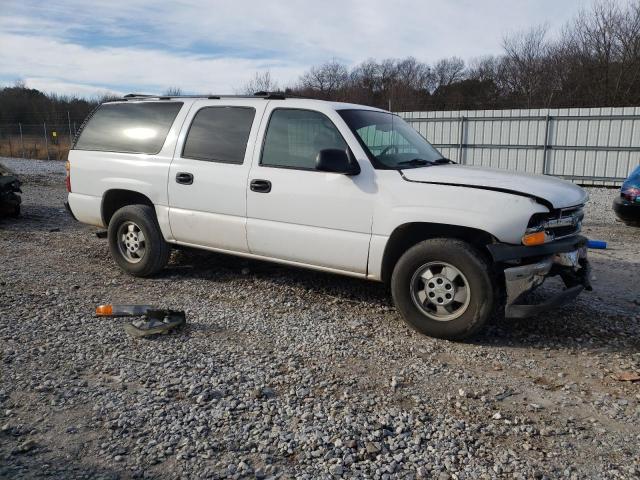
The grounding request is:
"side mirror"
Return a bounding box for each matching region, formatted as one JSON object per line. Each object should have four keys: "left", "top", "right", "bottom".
{"left": 315, "top": 149, "right": 360, "bottom": 175}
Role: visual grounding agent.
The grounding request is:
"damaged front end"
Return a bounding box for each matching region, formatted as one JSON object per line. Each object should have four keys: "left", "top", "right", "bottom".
{"left": 488, "top": 235, "right": 591, "bottom": 318}
{"left": 0, "top": 166, "right": 22, "bottom": 218}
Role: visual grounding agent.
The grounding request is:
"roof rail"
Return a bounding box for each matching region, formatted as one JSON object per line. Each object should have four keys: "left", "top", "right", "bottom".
{"left": 116, "top": 92, "right": 292, "bottom": 101}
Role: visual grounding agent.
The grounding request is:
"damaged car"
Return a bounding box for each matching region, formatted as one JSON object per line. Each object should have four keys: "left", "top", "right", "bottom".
{"left": 613, "top": 165, "right": 640, "bottom": 226}
{"left": 0, "top": 163, "right": 21, "bottom": 217}
{"left": 66, "top": 95, "right": 591, "bottom": 339}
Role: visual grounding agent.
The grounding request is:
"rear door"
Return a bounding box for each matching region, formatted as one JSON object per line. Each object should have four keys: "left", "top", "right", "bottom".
{"left": 168, "top": 99, "right": 266, "bottom": 252}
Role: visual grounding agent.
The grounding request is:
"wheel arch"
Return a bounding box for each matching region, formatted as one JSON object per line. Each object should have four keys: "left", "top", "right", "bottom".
{"left": 101, "top": 189, "right": 155, "bottom": 227}
{"left": 380, "top": 222, "right": 496, "bottom": 285}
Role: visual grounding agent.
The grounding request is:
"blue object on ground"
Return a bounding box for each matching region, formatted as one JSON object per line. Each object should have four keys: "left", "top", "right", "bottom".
{"left": 586, "top": 239, "right": 607, "bottom": 249}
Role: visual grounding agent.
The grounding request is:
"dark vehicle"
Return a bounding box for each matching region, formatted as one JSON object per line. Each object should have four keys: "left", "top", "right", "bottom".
{"left": 0, "top": 163, "right": 21, "bottom": 217}
{"left": 613, "top": 165, "right": 640, "bottom": 226}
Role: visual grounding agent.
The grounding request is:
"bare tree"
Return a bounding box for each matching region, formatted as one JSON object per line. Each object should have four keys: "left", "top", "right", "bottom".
{"left": 501, "top": 25, "right": 551, "bottom": 107}
{"left": 239, "top": 71, "right": 279, "bottom": 95}
{"left": 163, "top": 87, "right": 183, "bottom": 96}
{"left": 560, "top": 0, "right": 640, "bottom": 105}
{"left": 298, "top": 61, "right": 349, "bottom": 97}
{"left": 429, "top": 57, "right": 466, "bottom": 92}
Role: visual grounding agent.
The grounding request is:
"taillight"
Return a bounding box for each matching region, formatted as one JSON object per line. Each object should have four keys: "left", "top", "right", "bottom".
{"left": 621, "top": 186, "right": 640, "bottom": 202}
{"left": 65, "top": 161, "right": 71, "bottom": 192}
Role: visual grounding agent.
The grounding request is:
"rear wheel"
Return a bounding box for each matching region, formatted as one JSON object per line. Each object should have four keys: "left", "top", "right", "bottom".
{"left": 107, "top": 204, "right": 169, "bottom": 277}
{"left": 391, "top": 238, "right": 495, "bottom": 340}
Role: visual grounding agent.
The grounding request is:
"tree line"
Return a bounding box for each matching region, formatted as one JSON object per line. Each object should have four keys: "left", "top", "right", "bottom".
{"left": 246, "top": 0, "right": 640, "bottom": 111}
{"left": 0, "top": 81, "right": 101, "bottom": 125}
{"left": 1, "top": 0, "right": 639, "bottom": 125}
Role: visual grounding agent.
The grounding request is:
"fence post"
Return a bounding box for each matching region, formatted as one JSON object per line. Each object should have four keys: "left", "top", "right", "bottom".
{"left": 458, "top": 116, "right": 466, "bottom": 164}
{"left": 67, "top": 111, "right": 73, "bottom": 145}
{"left": 43, "top": 121, "right": 50, "bottom": 161}
{"left": 19, "top": 123, "right": 25, "bottom": 158}
{"left": 542, "top": 114, "right": 550, "bottom": 175}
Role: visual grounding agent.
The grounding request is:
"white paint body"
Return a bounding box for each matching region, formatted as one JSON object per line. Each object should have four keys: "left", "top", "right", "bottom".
{"left": 67, "top": 98, "right": 588, "bottom": 281}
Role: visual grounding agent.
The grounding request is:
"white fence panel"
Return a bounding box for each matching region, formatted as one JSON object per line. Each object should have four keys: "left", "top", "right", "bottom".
{"left": 400, "top": 107, "right": 640, "bottom": 186}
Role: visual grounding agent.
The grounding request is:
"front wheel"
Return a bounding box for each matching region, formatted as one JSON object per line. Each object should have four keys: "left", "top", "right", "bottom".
{"left": 391, "top": 238, "right": 495, "bottom": 340}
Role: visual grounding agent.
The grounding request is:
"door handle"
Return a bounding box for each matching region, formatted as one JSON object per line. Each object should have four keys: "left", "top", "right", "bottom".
{"left": 250, "top": 179, "right": 272, "bottom": 193}
{"left": 175, "top": 172, "right": 194, "bottom": 185}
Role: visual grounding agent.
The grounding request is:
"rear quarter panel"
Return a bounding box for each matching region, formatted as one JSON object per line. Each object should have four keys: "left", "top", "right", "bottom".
{"left": 67, "top": 100, "right": 194, "bottom": 232}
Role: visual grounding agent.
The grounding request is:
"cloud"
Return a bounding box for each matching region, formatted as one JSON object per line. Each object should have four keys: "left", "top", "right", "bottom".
{"left": 20, "top": 78, "right": 124, "bottom": 98}
{"left": 0, "top": 0, "right": 596, "bottom": 96}
{"left": 0, "top": 32, "right": 306, "bottom": 95}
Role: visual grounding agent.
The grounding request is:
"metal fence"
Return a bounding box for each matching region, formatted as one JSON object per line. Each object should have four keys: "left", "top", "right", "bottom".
{"left": 400, "top": 107, "right": 640, "bottom": 186}
{"left": 0, "top": 121, "right": 79, "bottom": 161}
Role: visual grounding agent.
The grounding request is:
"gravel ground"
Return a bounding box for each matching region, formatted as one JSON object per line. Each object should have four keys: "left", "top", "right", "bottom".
{"left": 1, "top": 157, "right": 639, "bottom": 479}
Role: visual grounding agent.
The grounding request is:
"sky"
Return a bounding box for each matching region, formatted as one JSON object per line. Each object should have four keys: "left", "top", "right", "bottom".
{"left": 0, "top": 0, "right": 603, "bottom": 98}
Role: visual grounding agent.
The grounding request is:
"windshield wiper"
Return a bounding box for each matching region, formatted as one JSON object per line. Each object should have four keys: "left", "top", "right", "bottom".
{"left": 397, "top": 158, "right": 433, "bottom": 167}
{"left": 433, "top": 157, "right": 455, "bottom": 164}
{"left": 397, "top": 157, "right": 455, "bottom": 167}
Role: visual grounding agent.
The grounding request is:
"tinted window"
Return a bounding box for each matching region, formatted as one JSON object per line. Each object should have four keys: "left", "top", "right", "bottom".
{"left": 261, "top": 109, "right": 347, "bottom": 169}
{"left": 75, "top": 102, "right": 183, "bottom": 154}
{"left": 183, "top": 107, "right": 256, "bottom": 164}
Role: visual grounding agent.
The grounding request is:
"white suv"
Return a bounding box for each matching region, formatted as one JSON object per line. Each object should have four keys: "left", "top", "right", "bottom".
{"left": 66, "top": 94, "right": 591, "bottom": 339}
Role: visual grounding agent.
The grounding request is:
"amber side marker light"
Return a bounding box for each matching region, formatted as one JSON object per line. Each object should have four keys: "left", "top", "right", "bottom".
{"left": 95, "top": 304, "right": 113, "bottom": 316}
{"left": 95, "top": 304, "right": 154, "bottom": 317}
{"left": 522, "top": 231, "right": 547, "bottom": 246}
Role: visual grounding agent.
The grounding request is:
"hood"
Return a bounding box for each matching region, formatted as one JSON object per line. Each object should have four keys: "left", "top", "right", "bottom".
{"left": 400, "top": 165, "right": 588, "bottom": 209}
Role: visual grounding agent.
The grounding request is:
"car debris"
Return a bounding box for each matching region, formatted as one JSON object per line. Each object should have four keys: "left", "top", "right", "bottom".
{"left": 0, "top": 163, "right": 22, "bottom": 218}
{"left": 95, "top": 304, "right": 186, "bottom": 337}
{"left": 95, "top": 304, "right": 154, "bottom": 317}
{"left": 124, "top": 309, "right": 186, "bottom": 338}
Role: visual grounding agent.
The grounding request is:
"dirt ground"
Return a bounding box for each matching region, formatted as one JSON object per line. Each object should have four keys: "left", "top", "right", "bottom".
{"left": 1, "top": 160, "right": 639, "bottom": 479}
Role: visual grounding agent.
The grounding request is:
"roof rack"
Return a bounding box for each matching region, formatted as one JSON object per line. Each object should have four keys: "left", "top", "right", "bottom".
{"left": 116, "top": 92, "right": 289, "bottom": 101}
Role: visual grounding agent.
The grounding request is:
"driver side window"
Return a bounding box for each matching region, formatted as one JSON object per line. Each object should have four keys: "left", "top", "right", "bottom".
{"left": 261, "top": 109, "right": 348, "bottom": 170}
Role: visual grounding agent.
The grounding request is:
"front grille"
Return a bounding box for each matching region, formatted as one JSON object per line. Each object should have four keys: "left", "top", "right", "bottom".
{"left": 546, "top": 206, "right": 584, "bottom": 239}
{"left": 528, "top": 205, "right": 584, "bottom": 240}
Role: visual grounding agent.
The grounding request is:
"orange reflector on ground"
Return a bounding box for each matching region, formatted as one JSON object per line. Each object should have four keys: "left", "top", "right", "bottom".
{"left": 522, "top": 231, "right": 547, "bottom": 246}
{"left": 96, "top": 304, "right": 113, "bottom": 316}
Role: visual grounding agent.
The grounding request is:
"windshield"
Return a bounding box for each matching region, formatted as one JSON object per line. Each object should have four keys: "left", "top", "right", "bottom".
{"left": 338, "top": 109, "right": 445, "bottom": 169}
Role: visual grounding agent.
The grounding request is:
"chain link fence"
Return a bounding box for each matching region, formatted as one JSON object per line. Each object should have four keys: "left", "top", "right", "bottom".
{"left": 0, "top": 120, "right": 79, "bottom": 161}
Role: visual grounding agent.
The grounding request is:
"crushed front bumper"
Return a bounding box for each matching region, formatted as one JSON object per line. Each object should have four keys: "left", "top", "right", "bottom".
{"left": 488, "top": 236, "right": 592, "bottom": 319}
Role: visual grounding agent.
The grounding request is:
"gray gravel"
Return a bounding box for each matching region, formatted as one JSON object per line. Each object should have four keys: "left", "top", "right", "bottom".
{"left": 1, "top": 156, "right": 66, "bottom": 175}
{"left": 1, "top": 158, "right": 639, "bottom": 479}
{"left": 583, "top": 187, "right": 620, "bottom": 226}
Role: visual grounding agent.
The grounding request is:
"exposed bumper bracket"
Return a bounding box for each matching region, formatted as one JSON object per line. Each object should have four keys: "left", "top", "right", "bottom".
{"left": 505, "top": 285, "right": 584, "bottom": 318}
{"left": 503, "top": 246, "right": 590, "bottom": 319}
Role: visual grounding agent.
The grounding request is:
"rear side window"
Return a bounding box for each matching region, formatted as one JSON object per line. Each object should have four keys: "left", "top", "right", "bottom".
{"left": 182, "top": 107, "right": 255, "bottom": 164}
{"left": 261, "top": 109, "right": 347, "bottom": 170}
{"left": 74, "top": 102, "right": 183, "bottom": 154}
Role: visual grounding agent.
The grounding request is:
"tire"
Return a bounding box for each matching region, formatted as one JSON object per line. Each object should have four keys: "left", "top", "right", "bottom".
{"left": 107, "top": 204, "right": 170, "bottom": 277}
{"left": 391, "top": 238, "right": 495, "bottom": 340}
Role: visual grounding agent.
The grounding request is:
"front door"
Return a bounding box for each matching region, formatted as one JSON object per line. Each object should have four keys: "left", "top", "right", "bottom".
{"left": 246, "top": 106, "right": 373, "bottom": 274}
{"left": 168, "top": 100, "right": 266, "bottom": 252}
